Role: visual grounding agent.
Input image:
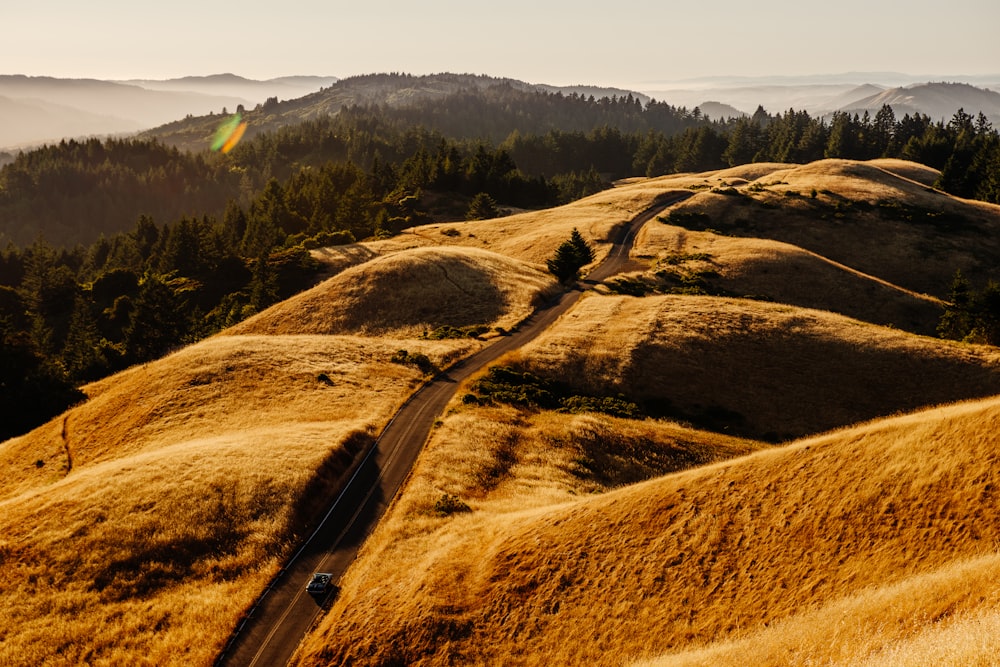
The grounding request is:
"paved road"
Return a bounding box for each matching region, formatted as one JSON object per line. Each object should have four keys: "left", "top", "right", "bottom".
{"left": 216, "top": 191, "right": 691, "bottom": 667}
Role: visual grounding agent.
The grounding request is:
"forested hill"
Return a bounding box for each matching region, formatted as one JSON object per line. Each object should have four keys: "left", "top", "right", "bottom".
{"left": 140, "top": 73, "right": 654, "bottom": 152}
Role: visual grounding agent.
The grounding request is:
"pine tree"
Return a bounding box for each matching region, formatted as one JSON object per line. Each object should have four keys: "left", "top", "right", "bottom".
{"left": 466, "top": 192, "right": 500, "bottom": 220}
{"left": 546, "top": 228, "right": 595, "bottom": 283}
{"left": 938, "top": 270, "right": 974, "bottom": 341}
{"left": 568, "top": 228, "right": 596, "bottom": 266}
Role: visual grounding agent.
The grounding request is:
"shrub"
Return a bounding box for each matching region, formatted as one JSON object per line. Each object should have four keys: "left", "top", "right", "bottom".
{"left": 422, "top": 324, "right": 489, "bottom": 340}
{"left": 659, "top": 210, "right": 711, "bottom": 228}
{"left": 390, "top": 349, "right": 436, "bottom": 374}
{"left": 434, "top": 494, "right": 471, "bottom": 516}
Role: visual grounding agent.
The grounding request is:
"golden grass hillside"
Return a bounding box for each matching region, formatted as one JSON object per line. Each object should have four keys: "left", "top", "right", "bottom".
{"left": 656, "top": 159, "right": 1000, "bottom": 299}
{"left": 633, "top": 218, "right": 945, "bottom": 335}
{"left": 227, "top": 246, "right": 559, "bottom": 338}
{"left": 309, "top": 168, "right": 792, "bottom": 276}
{"left": 293, "top": 394, "right": 1000, "bottom": 666}
{"left": 506, "top": 294, "right": 1000, "bottom": 441}
{"left": 0, "top": 334, "right": 472, "bottom": 665}
{"left": 292, "top": 404, "right": 765, "bottom": 666}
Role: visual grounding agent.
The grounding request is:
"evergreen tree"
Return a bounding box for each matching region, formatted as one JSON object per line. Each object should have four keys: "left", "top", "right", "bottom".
{"left": 568, "top": 227, "right": 596, "bottom": 266}
{"left": 123, "top": 274, "right": 187, "bottom": 363}
{"left": 546, "top": 228, "right": 595, "bottom": 283}
{"left": 938, "top": 270, "right": 974, "bottom": 341}
{"left": 466, "top": 192, "right": 500, "bottom": 220}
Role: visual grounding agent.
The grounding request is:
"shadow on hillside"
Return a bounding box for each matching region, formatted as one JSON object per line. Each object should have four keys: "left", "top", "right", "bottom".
{"left": 633, "top": 334, "right": 1000, "bottom": 442}
{"left": 662, "top": 192, "right": 1000, "bottom": 299}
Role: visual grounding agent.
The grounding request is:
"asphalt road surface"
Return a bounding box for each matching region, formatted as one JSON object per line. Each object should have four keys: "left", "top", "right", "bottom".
{"left": 216, "top": 191, "right": 691, "bottom": 667}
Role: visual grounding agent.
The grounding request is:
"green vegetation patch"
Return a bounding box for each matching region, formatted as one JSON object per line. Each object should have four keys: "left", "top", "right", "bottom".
{"left": 434, "top": 493, "right": 472, "bottom": 516}
{"left": 468, "top": 365, "right": 641, "bottom": 418}
{"left": 390, "top": 349, "right": 436, "bottom": 374}
{"left": 605, "top": 277, "right": 657, "bottom": 297}
{"left": 658, "top": 210, "right": 711, "bottom": 227}
{"left": 652, "top": 251, "right": 727, "bottom": 296}
{"left": 421, "top": 324, "right": 490, "bottom": 340}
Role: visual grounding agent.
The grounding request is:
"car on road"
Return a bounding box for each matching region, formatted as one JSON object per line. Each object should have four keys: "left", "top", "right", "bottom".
{"left": 307, "top": 572, "right": 333, "bottom": 595}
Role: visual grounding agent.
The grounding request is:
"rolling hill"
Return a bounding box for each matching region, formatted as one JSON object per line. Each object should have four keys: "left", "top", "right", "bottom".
{"left": 4, "top": 157, "right": 1000, "bottom": 665}
{"left": 293, "top": 391, "right": 1000, "bottom": 666}
{"left": 643, "top": 159, "right": 1000, "bottom": 306}
{"left": 139, "top": 72, "right": 651, "bottom": 151}
{"left": 0, "top": 334, "right": 475, "bottom": 664}
{"left": 226, "top": 246, "right": 559, "bottom": 338}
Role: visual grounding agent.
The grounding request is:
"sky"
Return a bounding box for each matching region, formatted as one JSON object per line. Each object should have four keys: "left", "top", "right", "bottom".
{"left": 4, "top": 0, "right": 999, "bottom": 87}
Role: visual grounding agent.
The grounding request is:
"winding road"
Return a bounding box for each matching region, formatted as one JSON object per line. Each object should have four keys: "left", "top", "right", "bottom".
{"left": 216, "top": 191, "right": 691, "bottom": 667}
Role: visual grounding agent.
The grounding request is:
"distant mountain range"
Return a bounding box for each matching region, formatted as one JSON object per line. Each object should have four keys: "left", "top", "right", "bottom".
{"left": 647, "top": 80, "right": 1000, "bottom": 125}
{"left": 0, "top": 74, "right": 338, "bottom": 149}
{"left": 839, "top": 82, "right": 1000, "bottom": 124}
{"left": 2, "top": 72, "right": 999, "bottom": 153}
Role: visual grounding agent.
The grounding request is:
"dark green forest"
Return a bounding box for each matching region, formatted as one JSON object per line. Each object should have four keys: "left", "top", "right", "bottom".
{"left": 2, "top": 83, "right": 1000, "bottom": 441}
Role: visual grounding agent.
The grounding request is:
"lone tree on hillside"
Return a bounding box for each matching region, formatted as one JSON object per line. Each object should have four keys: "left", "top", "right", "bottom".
{"left": 547, "top": 228, "right": 596, "bottom": 283}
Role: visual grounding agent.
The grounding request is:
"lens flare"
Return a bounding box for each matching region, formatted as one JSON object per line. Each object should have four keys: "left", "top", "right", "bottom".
{"left": 211, "top": 113, "right": 247, "bottom": 153}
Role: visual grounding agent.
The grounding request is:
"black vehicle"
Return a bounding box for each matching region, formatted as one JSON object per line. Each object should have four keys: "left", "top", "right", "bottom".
{"left": 306, "top": 572, "right": 333, "bottom": 595}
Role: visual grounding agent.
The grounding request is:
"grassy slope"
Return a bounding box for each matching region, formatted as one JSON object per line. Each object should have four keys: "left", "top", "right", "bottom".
{"left": 0, "top": 335, "right": 472, "bottom": 665}
{"left": 6, "top": 157, "right": 1000, "bottom": 664}
{"left": 510, "top": 294, "right": 1000, "bottom": 441}
{"left": 296, "top": 394, "right": 1000, "bottom": 666}
{"left": 628, "top": 159, "right": 1000, "bottom": 336}
{"left": 290, "top": 159, "right": 1000, "bottom": 666}
{"left": 227, "top": 246, "right": 559, "bottom": 338}
{"left": 307, "top": 172, "right": 709, "bottom": 275}
{"left": 634, "top": 223, "right": 945, "bottom": 334}
{"left": 292, "top": 405, "right": 766, "bottom": 666}
{"left": 652, "top": 159, "right": 1000, "bottom": 302}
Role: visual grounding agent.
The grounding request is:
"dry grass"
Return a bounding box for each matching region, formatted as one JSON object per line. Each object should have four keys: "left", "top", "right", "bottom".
{"left": 0, "top": 334, "right": 471, "bottom": 665}
{"left": 867, "top": 158, "right": 942, "bottom": 186}
{"left": 228, "top": 247, "right": 559, "bottom": 338}
{"left": 656, "top": 159, "right": 1000, "bottom": 298}
{"left": 294, "top": 393, "right": 1000, "bottom": 666}
{"left": 305, "top": 175, "right": 701, "bottom": 278}
{"left": 633, "top": 552, "right": 1000, "bottom": 666}
{"left": 8, "top": 157, "right": 1000, "bottom": 665}
{"left": 292, "top": 404, "right": 764, "bottom": 666}
{"left": 634, "top": 217, "right": 945, "bottom": 335}
{"left": 390, "top": 176, "right": 706, "bottom": 266}
{"left": 511, "top": 293, "right": 1000, "bottom": 440}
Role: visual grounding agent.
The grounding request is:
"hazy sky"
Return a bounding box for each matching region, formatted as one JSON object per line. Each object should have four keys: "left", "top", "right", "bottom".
{"left": 4, "top": 0, "right": 999, "bottom": 86}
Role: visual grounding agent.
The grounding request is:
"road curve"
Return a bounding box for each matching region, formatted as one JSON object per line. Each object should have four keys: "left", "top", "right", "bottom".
{"left": 216, "top": 190, "right": 692, "bottom": 667}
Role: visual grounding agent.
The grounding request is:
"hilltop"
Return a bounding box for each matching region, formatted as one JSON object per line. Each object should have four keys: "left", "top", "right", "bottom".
{"left": 226, "top": 246, "right": 559, "bottom": 338}
{"left": 637, "top": 159, "right": 1000, "bottom": 310}
{"left": 0, "top": 333, "right": 476, "bottom": 664}
{"left": 140, "top": 72, "right": 652, "bottom": 151}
